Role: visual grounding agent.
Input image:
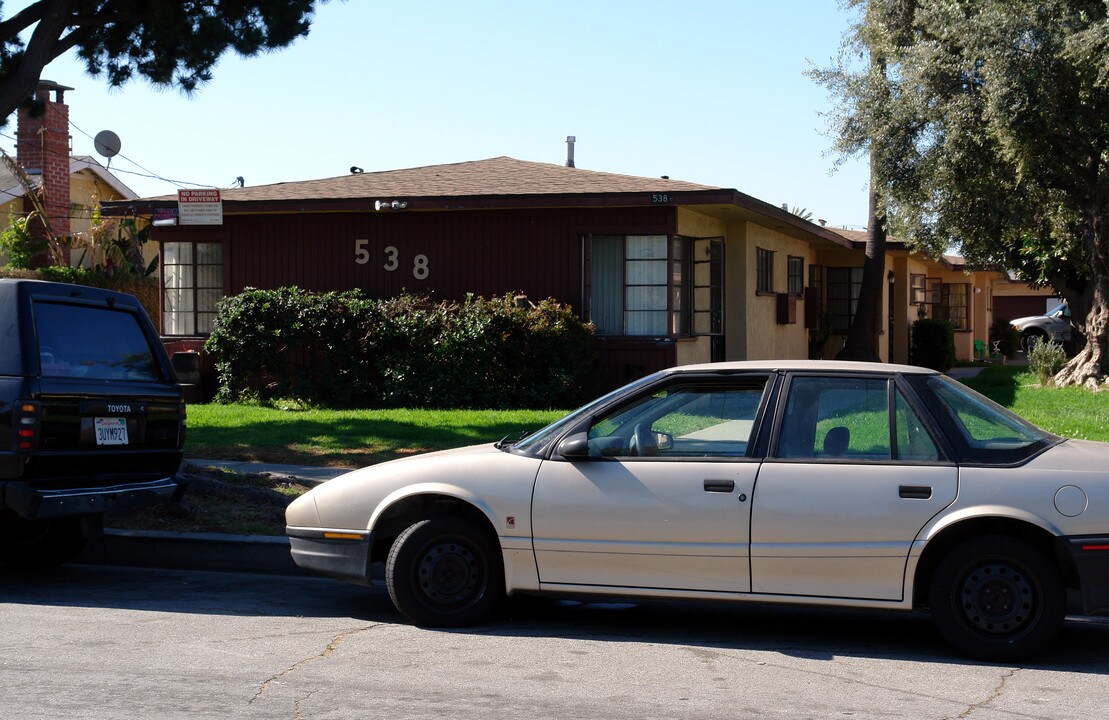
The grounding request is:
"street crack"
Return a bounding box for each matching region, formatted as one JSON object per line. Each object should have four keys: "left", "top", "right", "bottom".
{"left": 249, "top": 624, "right": 381, "bottom": 705}
{"left": 950, "top": 668, "right": 1020, "bottom": 719}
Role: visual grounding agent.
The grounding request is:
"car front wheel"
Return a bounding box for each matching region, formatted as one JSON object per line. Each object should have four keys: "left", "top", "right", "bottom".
{"left": 929, "top": 535, "right": 1065, "bottom": 661}
{"left": 385, "top": 516, "right": 504, "bottom": 627}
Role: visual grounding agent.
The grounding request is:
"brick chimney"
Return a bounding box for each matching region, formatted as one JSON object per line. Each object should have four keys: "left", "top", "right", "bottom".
{"left": 16, "top": 80, "right": 73, "bottom": 251}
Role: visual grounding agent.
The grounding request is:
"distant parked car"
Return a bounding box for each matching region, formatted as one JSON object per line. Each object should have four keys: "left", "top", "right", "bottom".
{"left": 0, "top": 279, "right": 186, "bottom": 569}
{"left": 1011, "top": 302, "right": 1072, "bottom": 351}
{"left": 287, "top": 360, "right": 1109, "bottom": 660}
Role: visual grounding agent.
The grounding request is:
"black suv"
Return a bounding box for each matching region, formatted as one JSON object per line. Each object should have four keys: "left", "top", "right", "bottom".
{"left": 0, "top": 279, "right": 185, "bottom": 568}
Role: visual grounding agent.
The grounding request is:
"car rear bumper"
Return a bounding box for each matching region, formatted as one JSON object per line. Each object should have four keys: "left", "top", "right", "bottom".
{"left": 0, "top": 476, "right": 183, "bottom": 520}
{"left": 1064, "top": 535, "right": 1109, "bottom": 615}
{"left": 287, "top": 527, "right": 373, "bottom": 585}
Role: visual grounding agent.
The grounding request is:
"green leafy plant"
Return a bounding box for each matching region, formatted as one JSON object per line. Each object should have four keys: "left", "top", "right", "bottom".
{"left": 0, "top": 213, "right": 47, "bottom": 269}
{"left": 910, "top": 318, "right": 955, "bottom": 371}
{"left": 1026, "top": 338, "right": 1067, "bottom": 386}
{"left": 205, "top": 288, "right": 600, "bottom": 409}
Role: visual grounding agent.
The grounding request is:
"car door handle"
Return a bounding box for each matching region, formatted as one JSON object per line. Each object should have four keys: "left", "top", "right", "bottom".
{"left": 899, "top": 485, "right": 932, "bottom": 499}
{"left": 704, "top": 479, "right": 735, "bottom": 493}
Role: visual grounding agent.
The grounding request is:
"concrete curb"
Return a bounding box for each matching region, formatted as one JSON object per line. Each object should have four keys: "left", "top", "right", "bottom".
{"left": 77, "top": 528, "right": 307, "bottom": 576}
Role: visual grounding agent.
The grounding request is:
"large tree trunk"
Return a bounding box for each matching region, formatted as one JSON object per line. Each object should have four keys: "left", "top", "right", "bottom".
{"left": 1054, "top": 212, "right": 1107, "bottom": 388}
{"left": 836, "top": 147, "right": 886, "bottom": 363}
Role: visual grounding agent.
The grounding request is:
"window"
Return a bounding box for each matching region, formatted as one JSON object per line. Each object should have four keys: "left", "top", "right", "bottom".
{"left": 910, "top": 274, "right": 927, "bottom": 305}
{"left": 936, "top": 283, "right": 969, "bottom": 331}
{"left": 586, "top": 379, "right": 768, "bottom": 458}
{"left": 34, "top": 302, "right": 161, "bottom": 381}
{"left": 589, "top": 235, "right": 721, "bottom": 337}
{"left": 777, "top": 376, "right": 892, "bottom": 460}
{"left": 787, "top": 256, "right": 804, "bottom": 296}
{"left": 826, "top": 267, "right": 863, "bottom": 333}
{"left": 692, "top": 238, "right": 724, "bottom": 335}
{"left": 775, "top": 376, "right": 940, "bottom": 462}
{"left": 756, "top": 248, "right": 774, "bottom": 293}
{"left": 162, "top": 241, "right": 224, "bottom": 335}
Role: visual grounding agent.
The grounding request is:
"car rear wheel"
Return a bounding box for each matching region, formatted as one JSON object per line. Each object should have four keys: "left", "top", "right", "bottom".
{"left": 0, "top": 511, "right": 86, "bottom": 570}
{"left": 929, "top": 535, "right": 1064, "bottom": 661}
{"left": 385, "top": 516, "right": 504, "bottom": 627}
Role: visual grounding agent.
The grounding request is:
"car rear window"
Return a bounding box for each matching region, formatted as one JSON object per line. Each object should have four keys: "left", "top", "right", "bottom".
{"left": 33, "top": 301, "right": 163, "bottom": 381}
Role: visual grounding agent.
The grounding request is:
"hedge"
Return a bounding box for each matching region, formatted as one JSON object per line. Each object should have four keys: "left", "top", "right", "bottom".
{"left": 0, "top": 267, "right": 160, "bottom": 332}
{"left": 204, "top": 287, "right": 600, "bottom": 409}
{"left": 910, "top": 318, "right": 956, "bottom": 371}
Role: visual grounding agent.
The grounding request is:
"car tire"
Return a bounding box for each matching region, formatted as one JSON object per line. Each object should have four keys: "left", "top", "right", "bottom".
{"left": 385, "top": 516, "right": 504, "bottom": 627}
{"left": 0, "top": 511, "right": 85, "bottom": 570}
{"left": 1020, "top": 330, "right": 1046, "bottom": 352}
{"left": 929, "top": 535, "right": 1065, "bottom": 661}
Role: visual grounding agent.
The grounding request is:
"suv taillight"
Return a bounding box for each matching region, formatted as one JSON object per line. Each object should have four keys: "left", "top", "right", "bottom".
{"left": 15, "top": 402, "right": 40, "bottom": 451}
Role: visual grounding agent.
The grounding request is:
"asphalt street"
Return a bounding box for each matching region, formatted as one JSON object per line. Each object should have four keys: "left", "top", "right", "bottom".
{"left": 2, "top": 564, "right": 1108, "bottom": 720}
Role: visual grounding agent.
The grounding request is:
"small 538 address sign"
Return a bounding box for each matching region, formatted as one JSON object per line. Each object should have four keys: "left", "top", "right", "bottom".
{"left": 354, "top": 239, "right": 429, "bottom": 280}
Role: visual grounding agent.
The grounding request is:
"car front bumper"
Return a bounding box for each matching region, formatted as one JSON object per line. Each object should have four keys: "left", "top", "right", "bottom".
{"left": 1065, "top": 535, "right": 1109, "bottom": 615}
{"left": 287, "top": 526, "right": 373, "bottom": 585}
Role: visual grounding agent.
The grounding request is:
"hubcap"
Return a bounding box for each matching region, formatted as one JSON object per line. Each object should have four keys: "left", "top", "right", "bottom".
{"left": 959, "top": 562, "right": 1035, "bottom": 635}
{"left": 417, "top": 539, "right": 482, "bottom": 608}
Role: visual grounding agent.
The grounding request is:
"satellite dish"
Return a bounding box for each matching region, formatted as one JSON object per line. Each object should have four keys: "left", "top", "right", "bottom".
{"left": 93, "top": 130, "right": 121, "bottom": 158}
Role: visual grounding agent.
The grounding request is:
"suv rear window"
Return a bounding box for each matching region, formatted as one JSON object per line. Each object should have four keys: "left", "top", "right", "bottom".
{"left": 34, "top": 301, "right": 163, "bottom": 381}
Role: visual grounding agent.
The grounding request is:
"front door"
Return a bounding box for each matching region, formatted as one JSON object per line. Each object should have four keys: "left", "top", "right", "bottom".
{"left": 531, "top": 376, "right": 769, "bottom": 593}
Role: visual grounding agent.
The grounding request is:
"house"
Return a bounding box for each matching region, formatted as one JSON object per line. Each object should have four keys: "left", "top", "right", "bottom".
{"left": 104, "top": 153, "right": 1037, "bottom": 395}
{"left": 103, "top": 155, "right": 860, "bottom": 390}
{"left": 828, "top": 229, "right": 1061, "bottom": 363}
{"left": 1, "top": 81, "right": 137, "bottom": 262}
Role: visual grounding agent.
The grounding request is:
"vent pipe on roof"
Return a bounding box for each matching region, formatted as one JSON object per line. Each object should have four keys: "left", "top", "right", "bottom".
{"left": 566, "top": 136, "right": 576, "bottom": 168}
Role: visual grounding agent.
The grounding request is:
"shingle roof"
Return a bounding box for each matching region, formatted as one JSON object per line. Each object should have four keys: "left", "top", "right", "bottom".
{"left": 147, "top": 156, "right": 718, "bottom": 203}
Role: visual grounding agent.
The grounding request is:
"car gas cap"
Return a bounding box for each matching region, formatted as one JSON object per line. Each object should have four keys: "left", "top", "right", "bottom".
{"left": 1054, "top": 485, "right": 1088, "bottom": 517}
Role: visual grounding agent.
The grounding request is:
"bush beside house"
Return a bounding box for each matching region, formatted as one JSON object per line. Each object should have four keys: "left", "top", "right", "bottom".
{"left": 910, "top": 318, "right": 956, "bottom": 371}
{"left": 205, "top": 287, "right": 600, "bottom": 409}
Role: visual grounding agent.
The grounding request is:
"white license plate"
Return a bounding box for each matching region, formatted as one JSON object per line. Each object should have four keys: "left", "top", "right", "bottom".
{"left": 94, "top": 417, "right": 129, "bottom": 446}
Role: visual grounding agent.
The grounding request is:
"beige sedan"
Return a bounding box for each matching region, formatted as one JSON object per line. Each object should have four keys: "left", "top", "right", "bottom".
{"left": 286, "top": 360, "right": 1109, "bottom": 661}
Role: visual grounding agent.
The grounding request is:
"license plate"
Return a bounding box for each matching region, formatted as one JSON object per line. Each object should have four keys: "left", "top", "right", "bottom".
{"left": 94, "top": 417, "right": 129, "bottom": 446}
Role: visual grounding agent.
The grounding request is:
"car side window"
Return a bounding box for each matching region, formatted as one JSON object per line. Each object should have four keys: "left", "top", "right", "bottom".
{"left": 776, "top": 376, "right": 892, "bottom": 460}
{"left": 586, "top": 380, "right": 767, "bottom": 459}
{"left": 894, "top": 388, "right": 940, "bottom": 461}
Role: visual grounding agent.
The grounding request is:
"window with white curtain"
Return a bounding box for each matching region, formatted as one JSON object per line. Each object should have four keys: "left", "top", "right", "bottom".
{"left": 162, "top": 241, "right": 223, "bottom": 335}
{"left": 589, "top": 234, "right": 708, "bottom": 337}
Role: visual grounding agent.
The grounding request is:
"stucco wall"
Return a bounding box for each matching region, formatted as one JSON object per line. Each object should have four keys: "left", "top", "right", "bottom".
{"left": 745, "top": 224, "right": 811, "bottom": 360}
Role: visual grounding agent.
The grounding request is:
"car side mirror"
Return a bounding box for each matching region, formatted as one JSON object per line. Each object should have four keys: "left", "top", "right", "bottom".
{"left": 557, "top": 433, "right": 592, "bottom": 460}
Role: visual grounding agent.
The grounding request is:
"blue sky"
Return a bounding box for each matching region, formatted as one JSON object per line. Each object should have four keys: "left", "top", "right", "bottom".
{"left": 4, "top": 0, "right": 870, "bottom": 229}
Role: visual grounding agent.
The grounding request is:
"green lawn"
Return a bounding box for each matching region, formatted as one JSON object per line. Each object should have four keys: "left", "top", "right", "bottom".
{"left": 183, "top": 366, "right": 1108, "bottom": 469}
{"left": 185, "top": 404, "right": 567, "bottom": 467}
{"left": 962, "top": 365, "right": 1109, "bottom": 442}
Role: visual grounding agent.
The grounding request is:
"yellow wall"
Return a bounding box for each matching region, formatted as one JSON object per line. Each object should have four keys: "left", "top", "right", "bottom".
{"left": 744, "top": 223, "right": 811, "bottom": 360}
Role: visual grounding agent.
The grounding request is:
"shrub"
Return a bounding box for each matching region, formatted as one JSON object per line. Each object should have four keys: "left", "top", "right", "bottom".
{"left": 989, "top": 318, "right": 1020, "bottom": 358}
{"left": 205, "top": 287, "right": 599, "bottom": 409}
{"left": 1026, "top": 337, "right": 1067, "bottom": 386}
{"left": 0, "top": 266, "right": 159, "bottom": 330}
{"left": 910, "top": 318, "right": 956, "bottom": 371}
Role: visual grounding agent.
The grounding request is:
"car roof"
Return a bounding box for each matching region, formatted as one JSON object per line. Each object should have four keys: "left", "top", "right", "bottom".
{"left": 669, "top": 359, "right": 939, "bottom": 375}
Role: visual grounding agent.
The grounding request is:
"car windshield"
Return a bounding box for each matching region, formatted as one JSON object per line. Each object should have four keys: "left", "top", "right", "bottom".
{"left": 511, "top": 372, "right": 663, "bottom": 457}
{"left": 909, "top": 375, "right": 1058, "bottom": 464}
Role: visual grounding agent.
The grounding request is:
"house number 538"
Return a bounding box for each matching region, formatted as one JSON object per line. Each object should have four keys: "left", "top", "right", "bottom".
{"left": 354, "top": 240, "right": 429, "bottom": 280}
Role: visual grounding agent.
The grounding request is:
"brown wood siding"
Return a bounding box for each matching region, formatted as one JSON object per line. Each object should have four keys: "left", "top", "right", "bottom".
{"left": 155, "top": 206, "right": 676, "bottom": 310}
{"left": 596, "top": 338, "right": 677, "bottom": 391}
